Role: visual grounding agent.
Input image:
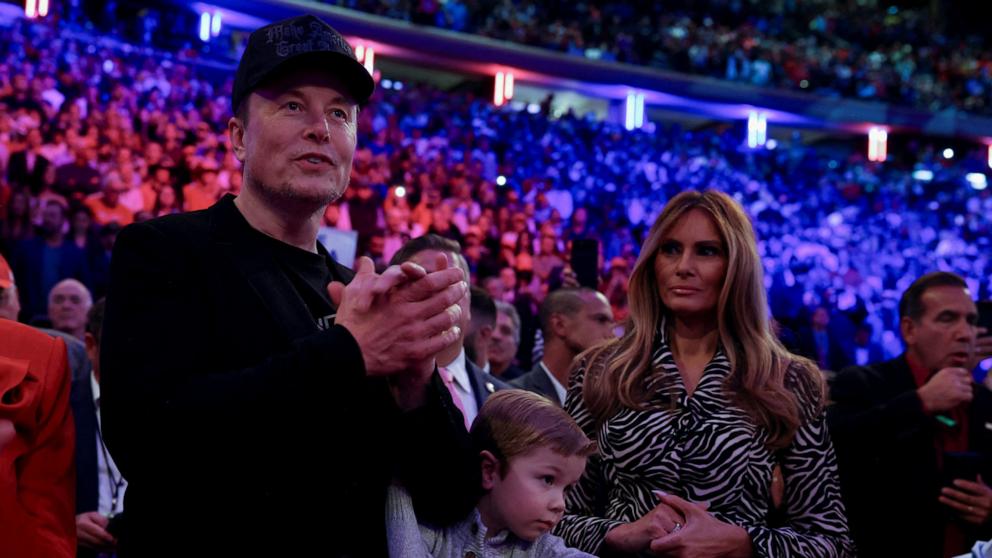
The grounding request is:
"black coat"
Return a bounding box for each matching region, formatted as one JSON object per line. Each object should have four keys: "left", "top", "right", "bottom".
{"left": 101, "top": 196, "right": 477, "bottom": 557}
{"left": 828, "top": 355, "right": 992, "bottom": 557}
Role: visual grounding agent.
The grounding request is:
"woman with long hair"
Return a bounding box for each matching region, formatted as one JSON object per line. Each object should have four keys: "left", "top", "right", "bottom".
{"left": 555, "top": 190, "right": 853, "bottom": 557}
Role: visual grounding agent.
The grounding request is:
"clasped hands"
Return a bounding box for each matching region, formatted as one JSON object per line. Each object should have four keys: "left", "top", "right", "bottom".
{"left": 328, "top": 254, "right": 467, "bottom": 408}
{"left": 605, "top": 492, "right": 753, "bottom": 558}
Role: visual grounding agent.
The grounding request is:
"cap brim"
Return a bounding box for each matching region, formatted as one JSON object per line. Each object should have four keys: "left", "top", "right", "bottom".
{"left": 237, "top": 51, "right": 374, "bottom": 111}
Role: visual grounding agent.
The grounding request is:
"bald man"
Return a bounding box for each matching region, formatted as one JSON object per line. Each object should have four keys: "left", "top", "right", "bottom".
{"left": 48, "top": 279, "right": 93, "bottom": 341}
{"left": 512, "top": 288, "right": 615, "bottom": 405}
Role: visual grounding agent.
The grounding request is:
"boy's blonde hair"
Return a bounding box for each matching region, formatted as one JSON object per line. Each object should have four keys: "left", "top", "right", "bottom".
{"left": 471, "top": 390, "right": 596, "bottom": 475}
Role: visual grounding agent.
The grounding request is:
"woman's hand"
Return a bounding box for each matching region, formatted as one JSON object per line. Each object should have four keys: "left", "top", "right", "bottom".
{"left": 649, "top": 494, "right": 754, "bottom": 558}
{"left": 604, "top": 497, "right": 686, "bottom": 553}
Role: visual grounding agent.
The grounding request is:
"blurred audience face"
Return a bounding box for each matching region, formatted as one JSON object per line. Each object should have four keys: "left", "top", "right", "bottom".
{"left": 489, "top": 309, "right": 519, "bottom": 371}
{"left": 483, "top": 276, "right": 504, "bottom": 300}
{"left": 901, "top": 285, "right": 978, "bottom": 373}
{"left": 654, "top": 208, "right": 727, "bottom": 322}
{"left": 499, "top": 267, "right": 517, "bottom": 292}
{"left": 0, "top": 256, "right": 18, "bottom": 321}
{"left": 48, "top": 279, "right": 93, "bottom": 339}
{"left": 103, "top": 175, "right": 127, "bottom": 206}
{"left": 70, "top": 208, "right": 92, "bottom": 238}
{"left": 40, "top": 202, "right": 66, "bottom": 238}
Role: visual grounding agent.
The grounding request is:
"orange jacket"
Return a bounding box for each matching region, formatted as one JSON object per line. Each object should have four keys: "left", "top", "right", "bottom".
{"left": 0, "top": 320, "right": 76, "bottom": 558}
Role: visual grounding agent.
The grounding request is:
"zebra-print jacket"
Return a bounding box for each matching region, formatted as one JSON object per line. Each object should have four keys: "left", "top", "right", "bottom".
{"left": 554, "top": 327, "right": 855, "bottom": 557}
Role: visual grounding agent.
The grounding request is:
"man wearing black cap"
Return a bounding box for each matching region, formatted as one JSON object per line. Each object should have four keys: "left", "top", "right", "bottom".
{"left": 101, "top": 14, "right": 476, "bottom": 557}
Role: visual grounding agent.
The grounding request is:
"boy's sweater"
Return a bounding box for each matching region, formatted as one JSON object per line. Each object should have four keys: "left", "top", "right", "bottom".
{"left": 386, "top": 485, "right": 594, "bottom": 558}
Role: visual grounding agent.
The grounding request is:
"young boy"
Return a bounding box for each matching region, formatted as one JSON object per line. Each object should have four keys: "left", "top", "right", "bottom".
{"left": 387, "top": 389, "right": 596, "bottom": 557}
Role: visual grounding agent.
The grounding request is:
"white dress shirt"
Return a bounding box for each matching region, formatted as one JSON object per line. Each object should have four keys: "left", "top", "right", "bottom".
{"left": 441, "top": 348, "right": 480, "bottom": 427}
{"left": 92, "top": 372, "right": 127, "bottom": 517}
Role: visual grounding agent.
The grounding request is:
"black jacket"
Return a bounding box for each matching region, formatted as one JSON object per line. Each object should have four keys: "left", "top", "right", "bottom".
{"left": 101, "top": 196, "right": 476, "bottom": 557}
{"left": 828, "top": 355, "right": 992, "bottom": 557}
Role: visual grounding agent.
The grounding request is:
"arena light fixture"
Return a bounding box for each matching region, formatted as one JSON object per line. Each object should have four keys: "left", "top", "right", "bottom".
{"left": 24, "top": 0, "right": 47, "bottom": 18}
{"left": 494, "top": 71, "right": 514, "bottom": 107}
{"left": 943, "top": 148, "right": 955, "bottom": 160}
{"left": 199, "top": 12, "right": 211, "bottom": 42}
{"left": 912, "top": 169, "right": 934, "bottom": 182}
{"left": 211, "top": 10, "right": 222, "bottom": 37}
{"left": 353, "top": 45, "right": 375, "bottom": 75}
{"left": 868, "top": 127, "right": 887, "bottom": 162}
{"left": 625, "top": 92, "right": 645, "bottom": 130}
{"left": 747, "top": 111, "right": 767, "bottom": 148}
{"left": 362, "top": 48, "right": 375, "bottom": 75}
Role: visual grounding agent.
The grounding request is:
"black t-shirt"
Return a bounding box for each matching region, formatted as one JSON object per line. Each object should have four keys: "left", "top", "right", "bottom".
{"left": 241, "top": 221, "right": 347, "bottom": 331}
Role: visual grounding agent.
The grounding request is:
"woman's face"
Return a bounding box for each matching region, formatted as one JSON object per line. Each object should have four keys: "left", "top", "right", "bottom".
{"left": 654, "top": 209, "right": 728, "bottom": 322}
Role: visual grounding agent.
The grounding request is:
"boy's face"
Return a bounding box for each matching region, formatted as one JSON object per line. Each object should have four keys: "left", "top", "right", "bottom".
{"left": 481, "top": 446, "right": 587, "bottom": 542}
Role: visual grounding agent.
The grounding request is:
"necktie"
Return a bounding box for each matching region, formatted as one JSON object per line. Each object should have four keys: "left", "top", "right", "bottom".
{"left": 439, "top": 366, "right": 470, "bottom": 430}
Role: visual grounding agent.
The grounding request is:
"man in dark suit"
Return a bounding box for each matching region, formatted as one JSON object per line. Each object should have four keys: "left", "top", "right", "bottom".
{"left": 100, "top": 15, "right": 476, "bottom": 557}
{"left": 71, "top": 299, "right": 124, "bottom": 557}
{"left": 490, "top": 300, "right": 527, "bottom": 380}
{"left": 829, "top": 272, "right": 992, "bottom": 557}
{"left": 7, "top": 128, "right": 51, "bottom": 193}
{"left": 10, "top": 200, "right": 90, "bottom": 321}
{"left": 512, "top": 288, "right": 615, "bottom": 405}
{"left": 464, "top": 286, "right": 496, "bottom": 372}
{"left": 390, "top": 235, "right": 510, "bottom": 428}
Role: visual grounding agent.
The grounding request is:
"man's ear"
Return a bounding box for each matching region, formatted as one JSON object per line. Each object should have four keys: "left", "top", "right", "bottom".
{"left": 550, "top": 312, "right": 569, "bottom": 338}
{"left": 480, "top": 450, "right": 501, "bottom": 490}
{"left": 228, "top": 115, "right": 247, "bottom": 162}
{"left": 900, "top": 316, "right": 917, "bottom": 347}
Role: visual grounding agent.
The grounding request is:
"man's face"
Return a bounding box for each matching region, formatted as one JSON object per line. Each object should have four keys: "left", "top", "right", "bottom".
{"left": 559, "top": 291, "right": 616, "bottom": 353}
{"left": 145, "top": 142, "right": 163, "bottom": 163}
{"left": 48, "top": 282, "right": 92, "bottom": 336}
{"left": 489, "top": 310, "right": 519, "bottom": 367}
{"left": 103, "top": 178, "right": 126, "bottom": 206}
{"left": 40, "top": 204, "right": 65, "bottom": 236}
{"left": 902, "top": 285, "right": 979, "bottom": 372}
{"left": 26, "top": 129, "right": 42, "bottom": 149}
{"left": 231, "top": 66, "right": 358, "bottom": 207}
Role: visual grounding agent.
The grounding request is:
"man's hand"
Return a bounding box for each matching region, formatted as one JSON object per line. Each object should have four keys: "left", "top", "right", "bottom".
{"left": 972, "top": 328, "right": 992, "bottom": 371}
{"left": 917, "top": 367, "right": 973, "bottom": 413}
{"left": 76, "top": 511, "right": 116, "bottom": 551}
{"left": 329, "top": 255, "right": 466, "bottom": 379}
{"left": 939, "top": 475, "right": 992, "bottom": 525}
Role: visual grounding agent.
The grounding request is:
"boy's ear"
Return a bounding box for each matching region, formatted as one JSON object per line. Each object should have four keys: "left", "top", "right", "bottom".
{"left": 480, "top": 450, "right": 501, "bottom": 490}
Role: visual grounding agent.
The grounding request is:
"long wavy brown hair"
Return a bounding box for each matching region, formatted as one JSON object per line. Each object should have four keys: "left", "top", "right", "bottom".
{"left": 581, "top": 190, "right": 822, "bottom": 449}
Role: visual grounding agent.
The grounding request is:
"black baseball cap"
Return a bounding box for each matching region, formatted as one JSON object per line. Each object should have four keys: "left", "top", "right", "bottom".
{"left": 231, "top": 14, "right": 375, "bottom": 114}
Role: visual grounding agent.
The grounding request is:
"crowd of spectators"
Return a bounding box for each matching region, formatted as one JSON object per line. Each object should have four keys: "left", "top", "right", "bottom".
{"left": 0, "top": 14, "right": 989, "bottom": 375}
{"left": 331, "top": 0, "right": 992, "bottom": 116}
